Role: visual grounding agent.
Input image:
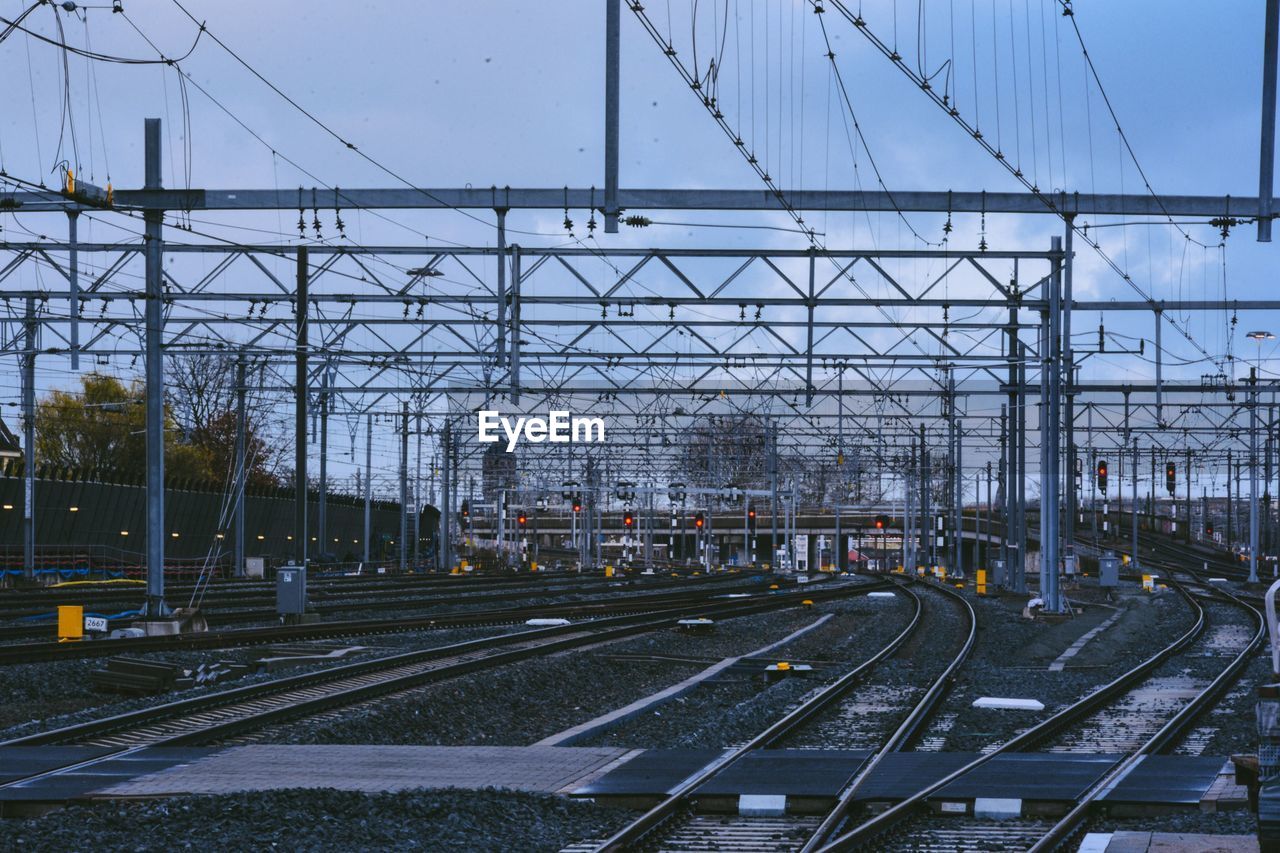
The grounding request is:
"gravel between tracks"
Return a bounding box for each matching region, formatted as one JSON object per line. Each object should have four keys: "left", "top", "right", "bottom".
{"left": 0, "top": 624, "right": 526, "bottom": 740}
{"left": 248, "top": 601, "right": 858, "bottom": 746}
{"left": 577, "top": 592, "right": 919, "bottom": 750}
{"left": 924, "top": 585, "right": 1198, "bottom": 751}
{"left": 2, "top": 789, "right": 632, "bottom": 853}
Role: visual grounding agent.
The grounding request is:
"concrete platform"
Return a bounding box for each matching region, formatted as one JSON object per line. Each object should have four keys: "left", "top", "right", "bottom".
{"left": 94, "top": 745, "right": 636, "bottom": 798}
{"left": 2, "top": 743, "right": 1246, "bottom": 820}
{"left": 1080, "top": 831, "right": 1258, "bottom": 852}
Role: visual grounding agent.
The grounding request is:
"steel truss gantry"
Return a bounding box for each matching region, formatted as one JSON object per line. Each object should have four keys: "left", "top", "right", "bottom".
{"left": 1, "top": 124, "right": 1277, "bottom": 613}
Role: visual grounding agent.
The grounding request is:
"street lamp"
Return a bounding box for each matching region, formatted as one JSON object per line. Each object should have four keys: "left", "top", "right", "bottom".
{"left": 1246, "top": 331, "right": 1274, "bottom": 583}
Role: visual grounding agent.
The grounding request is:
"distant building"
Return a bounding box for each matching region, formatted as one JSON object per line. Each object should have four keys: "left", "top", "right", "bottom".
{"left": 482, "top": 442, "right": 517, "bottom": 503}
{"left": 0, "top": 415, "right": 19, "bottom": 461}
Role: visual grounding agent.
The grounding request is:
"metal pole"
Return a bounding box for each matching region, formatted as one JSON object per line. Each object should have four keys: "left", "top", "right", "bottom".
{"left": 1132, "top": 436, "right": 1140, "bottom": 569}
{"left": 999, "top": 407, "right": 1008, "bottom": 585}
{"left": 67, "top": 210, "right": 80, "bottom": 370}
{"left": 415, "top": 412, "right": 422, "bottom": 568}
{"left": 233, "top": 356, "right": 246, "bottom": 578}
{"left": 21, "top": 296, "right": 35, "bottom": 581}
{"left": 1044, "top": 237, "right": 1063, "bottom": 610}
{"left": 1155, "top": 311, "right": 1164, "bottom": 425}
{"left": 922, "top": 427, "right": 932, "bottom": 569}
{"left": 770, "top": 421, "right": 779, "bottom": 565}
{"left": 496, "top": 209, "right": 508, "bottom": 367}
{"left": 1089, "top": 405, "right": 1098, "bottom": 542}
{"left": 834, "top": 503, "right": 842, "bottom": 572}
{"left": 400, "top": 402, "right": 409, "bottom": 573}
{"left": 953, "top": 391, "right": 964, "bottom": 578}
{"left": 143, "top": 118, "right": 168, "bottom": 618}
{"left": 805, "top": 251, "right": 816, "bottom": 405}
{"left": 1185, "top": 446, "right": 1193, "bottom": 544}
{"left": 1260, "top": 0, "right": 1279, "bottom": 241}
{"left": 604, "top": 0, "right": 620, "bottom": 233}
{"left": 1063, "top": 219, "right": 1076, "bottom": 574}
{"left": 1253, "top": 371, "right": 1262, "bottom": 583}
{"left": 363, "top": 412, "right": 372, "bottom": 567}
{"left": 510, "top": 246, "right": 522, "bottom": 401}
{"left": 294, "top": 246, "right": 308, "bottom": 568}
{"left": 1229, "top": 448, "right": 1235, "bottom": 547}
{"left": 441, "top": 421, "right": 453, "bottom": 571}
{"left": 1017, "top": 343, "right": 1029, "bottom": 592}
{"left": 985, "top": 461, "right": 993, "bottom": 571}
{"left": 1006, "top": 294, "right": 1021, "bottom": 590}
{"left": 318, "top": 371, "right": 328, "bottom": 561}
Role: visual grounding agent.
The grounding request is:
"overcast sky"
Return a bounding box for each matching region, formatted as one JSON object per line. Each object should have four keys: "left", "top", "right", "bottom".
{"left": 0, "top": 0, "right": 1275, "bottom": 497}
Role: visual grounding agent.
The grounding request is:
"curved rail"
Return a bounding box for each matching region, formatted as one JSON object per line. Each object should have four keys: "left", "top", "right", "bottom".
{"left": 800, "top": 577, "right": 977, "bottom": 851}
{"left": 820, "top": 578, "right": 1211, "bottom": 851}
{"left": 1027, "top": 581, "right": 1266, "bottom": 851}
{"left": 594, "top": 575, "right": 977, "bottom": 853}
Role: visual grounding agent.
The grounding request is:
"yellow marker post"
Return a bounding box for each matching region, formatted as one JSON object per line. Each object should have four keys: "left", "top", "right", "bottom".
{"left": 605, "top": 565, "right": 614, "bottom": 578}
{"left": 530, "top": 562, "right": 538, "bottom": 573}
{"left": 57, "top": 605, "right": 84, "bottom": 642}
{"left": 938, "top": 567, "right": 947, "bottom": 582}
{"left": 976, "top": 569, "right": 988, "bottom": 596}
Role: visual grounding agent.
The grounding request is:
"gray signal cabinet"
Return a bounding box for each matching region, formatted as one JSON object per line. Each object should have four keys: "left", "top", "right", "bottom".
{"left": 276, "top": 565, "right": 308, "bottom": 615}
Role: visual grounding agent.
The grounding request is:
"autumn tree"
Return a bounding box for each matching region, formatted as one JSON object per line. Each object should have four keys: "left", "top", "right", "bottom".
{"left": 35, "top": 372, "right": 213, "bottom": 481}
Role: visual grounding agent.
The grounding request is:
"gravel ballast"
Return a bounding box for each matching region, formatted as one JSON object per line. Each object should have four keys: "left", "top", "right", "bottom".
{"left": 579, "top": 592, "right": 919, "bottom": 750}
{"left": 0, "top": 624, "right": 526, "bottom": 740}
{"left": 251, "top": 598, "right": 875, "bottom": 746}
{"left": 921, "top": 584, "right": 1199, "bottom": 751}
{"left": 3, "top": 789, "right": 631, "bottom": 852}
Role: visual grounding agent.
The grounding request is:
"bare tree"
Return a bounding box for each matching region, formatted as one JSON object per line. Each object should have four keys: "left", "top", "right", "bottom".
{"left": 167, "top": 353, "right": 236, "bottom": 440}
{"left": 166, "top": 353, "right": 284, "bottom": 488}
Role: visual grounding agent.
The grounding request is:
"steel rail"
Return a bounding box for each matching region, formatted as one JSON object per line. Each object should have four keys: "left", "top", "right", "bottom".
{"left": 0, "top": 576, "right": 769, "bottom": 665}
{"left": 800, "top": 577, "right": 978, "bottom": 851}
{"left": 593, "top": 574, "right": 976, "bottom": 852}
{"left": 1028, "top": 582, "right": 1265, "bottom": 851}
{"left": 0, "top": 583, "right": 876, "bottom": 760}
{"left": 0, "top": 573, "right": 750, "bottom": 642}
{"left": 820, "top": 580, "right": 1207, "bottom": 850}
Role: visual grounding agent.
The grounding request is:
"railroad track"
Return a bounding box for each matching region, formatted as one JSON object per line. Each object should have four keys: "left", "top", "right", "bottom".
{"left": 824, "top": 576, "right": 1264, "bottom": 852}
{"left": 0, "top": 575, "right": 768, "bottom": 664}
{"left": 0, "top": 580, "right": 880, "bottom": 793}
{"left": 0, "top": 570, "right": 589, "bottom": 615}
{"left": 0, "top": 571, "right": 750, "bottom": 643}
{"left": 584, "top": 575, "right": 977, "bottom": 853}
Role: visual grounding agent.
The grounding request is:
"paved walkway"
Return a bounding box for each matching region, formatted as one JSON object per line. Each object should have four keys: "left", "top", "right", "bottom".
{"left": 1080, "top": 831, "right": 1257, "bottom": 852}
{"left": 95, "top": 745, "right": 638, "bottom": 797}
{"left": 535, "top": 614, "right": 835, "bottom": 746}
